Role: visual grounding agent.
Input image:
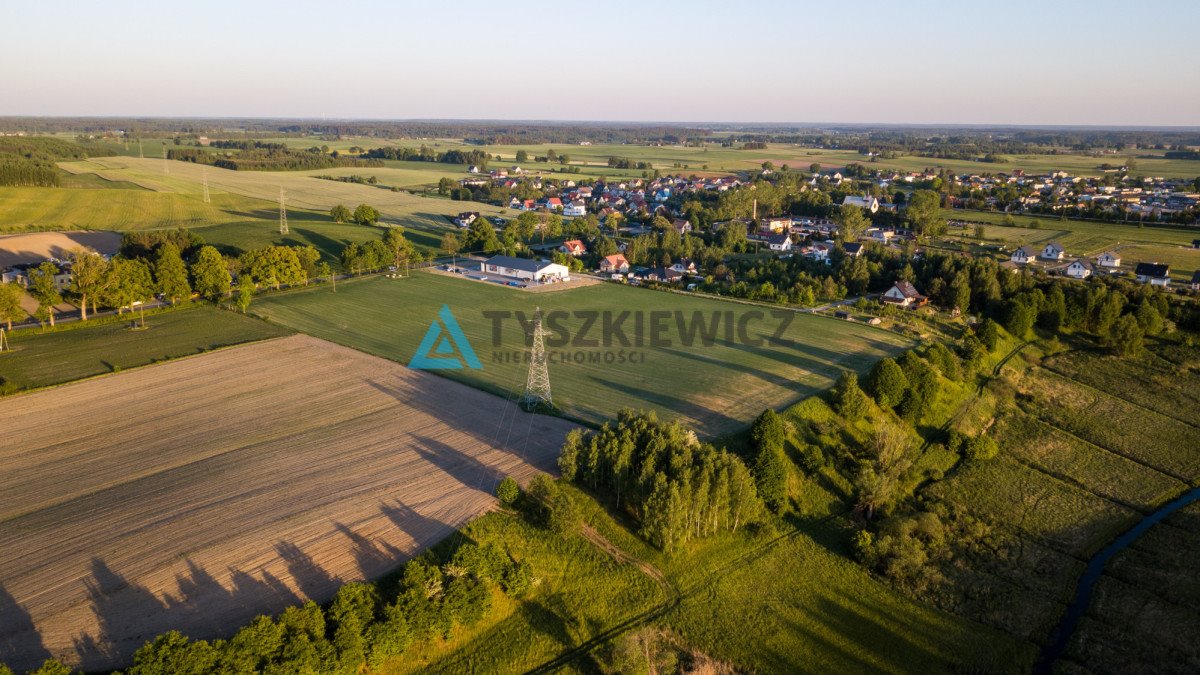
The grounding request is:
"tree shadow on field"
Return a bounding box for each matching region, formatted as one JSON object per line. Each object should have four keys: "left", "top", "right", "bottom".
{"left": 364, "top": 376, "right": 564, "bottom": 474}
{"left": 411, "top": 433, "right": 506, "bottom": 497}
{"left": 333, "top": 522, "right": 407, "bottom": 579}
{"left": 68, "top": 548, "right": 340, "bottom": 672}
{"left": 586, "top": 374, "right": 741, "bottom": 438}
{"left": 0, "top": 582, "right": 51, "bottom": 672}
{"left": 379, "top": 500, "right": 455, "bottom": 550}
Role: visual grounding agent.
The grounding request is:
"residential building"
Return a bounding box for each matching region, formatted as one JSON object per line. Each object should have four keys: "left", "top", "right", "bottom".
{"left": 563, "top": 200, "right": 587, "bottom": 217}
{"left": 1134, "top": 262, "right": 1171, "bottom": 286}
{"left": 559, "top": 240, "right": 586, "bottom": 257}
{"left": 1065, "top": 259, "right": 1093, "bottom": 279}
{"left": 765, "top": 233, "right": 793, "bottom": 252}
{"left": 1096, "top": 251, "right": 1121, "bottom": 268}
{"left": 842, "top": 195, "right": 880, "bottom": 213}
{"left": 1011, "top": 246, "right": 1035, "bottom": 264}
{"left": 882, "top": 280, "right": 927, "bottom": 307}
{"left": 1040, "top": 242, "right": 1066, "bottom": 261}
{"left": 599, "top": 254, "right": 630, "bottom": 275}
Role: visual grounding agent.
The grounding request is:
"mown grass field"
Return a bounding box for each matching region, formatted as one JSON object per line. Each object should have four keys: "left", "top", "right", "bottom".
{"left": 250, "top": 272, "right": 913, "bottom": 437}
{"left": 0, "top": 306, "right": 291, "bottom": 391}
{"left": 0, "top": 185, "right": 313, "bottom": 233}
{"left": 58, "top": 156, "right": 502, "bottom": 250}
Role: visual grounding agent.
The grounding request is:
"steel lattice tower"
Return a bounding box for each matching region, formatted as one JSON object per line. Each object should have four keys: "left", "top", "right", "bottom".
{"left": 278, "top": 187, "right": 289, "bottom": 234}
{"left": 202, "top": 167, "right": 210, "bottom": 204}
{"left": 520, "top": 307, "right": 552, "bottom": 411}
{"left": 162, "top": 145, "right": 169, "bottom": 174}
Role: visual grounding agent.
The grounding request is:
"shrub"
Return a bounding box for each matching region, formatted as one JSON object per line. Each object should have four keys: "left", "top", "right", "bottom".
{"left": 495, "top": 476, "right": 521, "bottom": 506}
{"left": 964, "top": 435, "right": 999, "bottom": 461}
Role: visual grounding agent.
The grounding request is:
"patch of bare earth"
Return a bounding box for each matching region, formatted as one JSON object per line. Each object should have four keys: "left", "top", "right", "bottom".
{"left": 0, "top": 231, "right": 122, "bottom": 268}
{"left": 0, "top": 335, "right": 575, "bottom": 672}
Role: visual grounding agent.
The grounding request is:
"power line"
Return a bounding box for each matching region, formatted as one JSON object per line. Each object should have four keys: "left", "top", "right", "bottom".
{"left": 520, "top": 307, "right": 552, "bottom": 411}
{"left": 278, "top": 187, "right": 289, "bottom": 235}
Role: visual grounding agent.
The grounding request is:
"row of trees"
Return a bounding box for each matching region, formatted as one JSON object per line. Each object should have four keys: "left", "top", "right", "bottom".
{"left": 340, "top": 228, "right": 418, "bottom": 275}
{"left": 110, "top": 540, "right": 531, "bottom": 675}
{"left": 558, "top": 410, "right": 762, "bottom": 551}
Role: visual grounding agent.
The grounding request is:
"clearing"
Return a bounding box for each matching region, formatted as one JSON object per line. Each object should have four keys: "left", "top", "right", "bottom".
{"left": 0, "top": 334, "right": 576, "bottom": 672}
{"left": 0, "top": 231, "right": 122, "bottom": 268}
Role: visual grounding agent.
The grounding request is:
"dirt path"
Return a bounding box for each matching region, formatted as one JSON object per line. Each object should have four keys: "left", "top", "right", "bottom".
{"left": 0, "top": 334, "right": 576, "bottom": 672}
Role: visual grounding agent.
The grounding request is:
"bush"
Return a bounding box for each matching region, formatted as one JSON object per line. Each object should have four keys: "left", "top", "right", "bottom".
{"left": 964, "top": 435, "right": 999, "bottom": 461}
{"left": 495, "top": 476, "right": 521, "bottom": 506}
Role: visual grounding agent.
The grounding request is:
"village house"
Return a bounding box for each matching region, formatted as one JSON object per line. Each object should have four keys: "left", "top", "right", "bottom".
{"left": 599, "top": 253, "right": 630, "bottom": 275}
{"left": 760, "top": 216, "right": 791, "bottom": 233}
{"left": 1011, "top": 246, "right": 1035, "bottom": 264}
{"left": 454, "top": 212, "right": 479, "bottom": 228}
{"left": 1, "top": 262, "right": 72, "bottom": 290}
{"left": 668, "top": 258, "right": 697, "bottom": 275}
{"left": 1040, "top": 242, "right": 1066, "bottom": 261}
{"left": 563, "top": 200, "right": 587, "bottom": 217}
{"left": 1192, "top": 271, "right": 1200, "bottom": 292}
{"left": 765, "top": 233, "right": 793, "bottom": 252}
{"left": 633, "top": 266, "right": 684, "bottom": 283}
{"left": 481, "top": 255, "right": 570, "bottom": 283}
{"left": 1065, "top": 259, "right": 1093, "bottom": 279}
{"left": 1096, "top": 251, "right": 1121, "bottom": 268}
{"left": 558, "top": 239, "right": 586, "bottom": 257}
{"left": 671, "top": 218, "right": 693, "bottom": 234}
{"left": 843, "top": 242, "right": 864, "bottom": 258}
{"left": 842, "top": 195, "right": 880, "bottom": 214}
{"left": 882, "top": 280, "right": 927, "bottom": 307}
{"left": 1134, "top": 262, "right": 1171, "bottom": 286}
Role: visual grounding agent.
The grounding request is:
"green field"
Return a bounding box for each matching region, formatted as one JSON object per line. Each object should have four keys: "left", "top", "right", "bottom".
{"left": 914, "top": 338, "right": 1200, "bottom": 654}
{"left": 403, "top": 485, "right": 1032, "bottom": 674}
{"left": 250, "top": 273, "right": 913, "bottom": 437}
{"left": 0, "top": 306, "right": 292, "bottom": 391}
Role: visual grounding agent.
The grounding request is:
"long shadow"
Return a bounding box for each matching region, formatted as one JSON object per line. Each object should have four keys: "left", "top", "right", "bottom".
{"left": 411, "top": 433, "right": 506, "bottom": 497}
{"left": 659, "top": 345, "right": 797, "bottom": 390}
{"left": 333, "top": 522, "right": 407, "bottom": 578}
{"left": 292, "top": 227, "right": 353, "bottom": 261}
{"left": 67, "top": 547, "right": 339, "bottom": 672}
{"left": 379, "top": 500, "right": 454, "bottom": 547}
{"left": 586, "top": 374, "right": 741, "bottom": 437}
{"left": 0, "top": 582, "right": 51, "bottom": 671}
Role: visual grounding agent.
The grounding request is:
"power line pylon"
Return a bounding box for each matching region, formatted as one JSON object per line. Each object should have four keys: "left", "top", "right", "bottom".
{"left": 202, "top": 166, "right": 210, "bottom": 204}
{"left": 0, "top": 328, "right": 9, "bottom": 352}
{"left": 278, "top": 187, "right": 289, "bottom": 235}
{"left": 162, "top": 145, "right": 169, "bottom": 174}
{"left": 138, "top": 138, "right": 143, "bottom": 158}
{"left": 520, "top": 307, "right": 552, "bottom": 411}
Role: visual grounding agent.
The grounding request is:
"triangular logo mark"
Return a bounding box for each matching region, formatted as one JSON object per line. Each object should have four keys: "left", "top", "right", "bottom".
{"left": 410, "top": 305, "right": 482, "bottom": 369}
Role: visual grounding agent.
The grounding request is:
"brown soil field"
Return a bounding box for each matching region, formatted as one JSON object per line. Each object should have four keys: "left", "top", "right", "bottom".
{"left": 0, "top": 334, "right": 576, "bottom": 672}
{"left": 0, "top": 231, "right": 122, "bottom": 268}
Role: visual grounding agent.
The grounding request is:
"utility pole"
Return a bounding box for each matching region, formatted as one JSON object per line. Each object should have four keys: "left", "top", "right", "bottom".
{"left": 520, "top": 306, "right": 552, "bottom": 411}
{"left": 279, "top": 187, "right": 289, "bottom": 235}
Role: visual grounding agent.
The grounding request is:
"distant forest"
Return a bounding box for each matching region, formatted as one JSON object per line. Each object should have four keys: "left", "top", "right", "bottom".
{"left": 167, "top": 141, "right": 383, "bottom": 171}
{"left": 0, "top": 136, "right": 115, "bottom": 187}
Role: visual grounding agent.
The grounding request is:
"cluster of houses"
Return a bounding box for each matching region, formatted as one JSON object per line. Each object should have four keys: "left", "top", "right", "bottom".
{"left": 1005, "top": 241, "right": 1191, "bottom": 287}
{"left": 1, "top": 259, "right": 73, "bottom": 290}
{"left": 929, "top": 169, "right": 1199, "bottom": 220}
{"left": 461, "top": 171, "right": 744, "bottom": 220}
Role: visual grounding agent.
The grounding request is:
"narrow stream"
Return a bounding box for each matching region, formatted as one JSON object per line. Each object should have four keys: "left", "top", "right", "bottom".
{"left": 1035, "top": 486, "right": 1200, "bottom": 672}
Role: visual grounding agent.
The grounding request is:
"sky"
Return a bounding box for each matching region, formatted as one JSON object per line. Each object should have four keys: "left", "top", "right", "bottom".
{"left": 1, "top": 0, "right": 1198, "bottom": 126}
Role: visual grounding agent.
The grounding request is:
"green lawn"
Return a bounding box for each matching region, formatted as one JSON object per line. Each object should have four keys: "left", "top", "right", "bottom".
{"left": 250, "top": 273, "right": 912, "bottom": 437}
{"left": 0, "top": 306, "right": 292, "bottom": 391}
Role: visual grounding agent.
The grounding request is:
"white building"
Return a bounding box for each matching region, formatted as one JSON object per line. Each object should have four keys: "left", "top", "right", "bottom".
{"left": 481, "top": 255, "right": 570, "bottom": 283}
{"left": 1011, "top": 246, "right": 1034, "bottom": 264}
{"left": 1096, "top": 251, "right": 1121, "bottom": 268}
{"left": 842, "top": 195, "right": 880, "bottom": 214}
{"left": 1040, "top": 242, "right": 1066, "bottom": 261}
{"left": 563, "top": 200, "right": 587, "bottom": 217}
{"left": 1065, "top": 259, "right": 1093, "bottom": 279}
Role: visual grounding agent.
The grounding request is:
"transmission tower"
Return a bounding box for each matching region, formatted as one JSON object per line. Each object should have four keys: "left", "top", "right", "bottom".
{"left": 278, "top": 187, "right": 289, "bottom": 234}
{"left": 202, "top": 166, "right": 210, "bottom": 203}
{"left": 0, "top": 328, "right": 8, "bottom": 352}
{"left": 138, "top": 139, "right": 144, "bottom": 158}
{"left": 162, "top": 145, "right": 169, "bottom": 174}
{"left": 520, "top": 307, "right": 552, "bottom": 411}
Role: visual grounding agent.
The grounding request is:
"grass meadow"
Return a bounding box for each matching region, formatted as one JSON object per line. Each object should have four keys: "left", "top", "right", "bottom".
{"left": 0, "top": 306, "right": 291, "bottom": 391}
{"left": 250, "top": 272, "right": 913, "bottom": 437}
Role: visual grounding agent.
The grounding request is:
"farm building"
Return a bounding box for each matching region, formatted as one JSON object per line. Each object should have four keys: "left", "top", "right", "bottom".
{"left": 1096, "top": 251, "right": 1121, "bottom": 268}
{"left": 481, "top": 255, "right": 570, "bottom": 283}
{"left": 1134, "top": 262, "right": 1171, "bottom": 286}
{"left": 882, "top": 280, "right": 927, "bottom": 307}
{"left": 600, "top": 253, "right": 630, "bottom": 274}
{"left": 1065, "top": 259, "right": 1093, "bottom": 279}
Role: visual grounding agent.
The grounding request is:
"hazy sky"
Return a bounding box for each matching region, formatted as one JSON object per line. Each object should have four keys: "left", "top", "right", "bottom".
{"left": 2, "top": 0, "right": 1197, "bottom": 126}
